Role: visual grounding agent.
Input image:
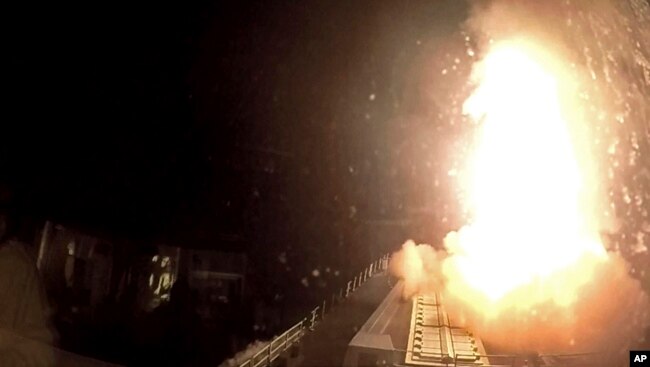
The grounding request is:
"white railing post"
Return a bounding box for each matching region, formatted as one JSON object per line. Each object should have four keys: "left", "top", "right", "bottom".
{"left": 285, "top": 331, "right": 290, "bottom": 351}
{"left": 310, "top": 307, "right": 318, "bottom": 330}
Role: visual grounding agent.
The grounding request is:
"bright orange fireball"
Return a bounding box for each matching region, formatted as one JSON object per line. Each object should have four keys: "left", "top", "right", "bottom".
{"left": 442, "top": 39, "right": 608, "bottom": 316}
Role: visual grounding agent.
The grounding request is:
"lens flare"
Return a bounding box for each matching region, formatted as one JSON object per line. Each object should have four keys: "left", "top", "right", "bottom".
{"left": 442, "top": 39, "right": 608, "bottom": 315}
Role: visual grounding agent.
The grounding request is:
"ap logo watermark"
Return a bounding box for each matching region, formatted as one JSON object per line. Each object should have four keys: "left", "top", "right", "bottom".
{"left": 631, "top": 351, "right": 650, "bottom": 365}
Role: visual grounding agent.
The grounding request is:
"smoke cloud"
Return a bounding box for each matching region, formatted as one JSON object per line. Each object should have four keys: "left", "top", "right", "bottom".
{"left": 219, "top": 340, "right": 269, "bottom": 367}
{"left": 390, "top": 240, "right": 649, "bottom": 364}
{"left": 388, "top": 240, "right": 446, "bottom": 299}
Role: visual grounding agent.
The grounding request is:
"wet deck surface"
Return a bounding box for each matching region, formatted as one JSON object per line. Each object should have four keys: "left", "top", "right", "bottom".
{"left": 297, "top": 273, "right": 392, "bottom": 367}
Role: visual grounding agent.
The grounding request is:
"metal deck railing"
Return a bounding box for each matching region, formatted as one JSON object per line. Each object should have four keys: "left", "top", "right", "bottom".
{"left": 236, "top": 254, "right": 391, "bottom": 367}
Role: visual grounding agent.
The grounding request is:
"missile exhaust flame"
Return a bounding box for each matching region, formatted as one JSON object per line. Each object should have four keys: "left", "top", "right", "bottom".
{"left": 390, "top": 1, "right": 650, "bottom": 360}
{"left": 443, "top": 39, "right": 607, "bottom": 313}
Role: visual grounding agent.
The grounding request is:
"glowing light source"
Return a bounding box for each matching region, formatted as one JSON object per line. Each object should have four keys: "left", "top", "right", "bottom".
{"left": 444, "top": 40, "right": 607, "bottom": 314}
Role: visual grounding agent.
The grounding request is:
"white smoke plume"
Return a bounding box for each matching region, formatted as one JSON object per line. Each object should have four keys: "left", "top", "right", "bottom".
{"left": 388, "top": 240, "right": 446, "bottom": 299}
{"left": 218, "top": 340, "right": 269, "bottom": 367}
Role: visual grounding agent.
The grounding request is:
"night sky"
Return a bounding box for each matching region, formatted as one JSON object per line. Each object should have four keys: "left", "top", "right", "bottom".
{"left": 5, "top": 1, "right": 469, "bottom": 258}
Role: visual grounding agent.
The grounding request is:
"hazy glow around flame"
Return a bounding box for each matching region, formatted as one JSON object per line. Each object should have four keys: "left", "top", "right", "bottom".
{"left": 443, "top": 40, "right": 607, "bottom": 313}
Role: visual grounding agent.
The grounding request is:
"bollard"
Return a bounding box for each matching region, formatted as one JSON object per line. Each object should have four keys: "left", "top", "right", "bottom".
{"left": 322, "top": 299, "right": 326, "bottom": 320}
{"left": 346, "top": 281, "right": 352, "bottom": 297}
{"left": 353, "top": 276, "right": 357, "bottom": 290}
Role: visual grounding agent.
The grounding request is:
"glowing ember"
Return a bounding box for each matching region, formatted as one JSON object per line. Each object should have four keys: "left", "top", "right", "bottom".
{"left": 443, "top": 39, "right": 608, "bottom": 315}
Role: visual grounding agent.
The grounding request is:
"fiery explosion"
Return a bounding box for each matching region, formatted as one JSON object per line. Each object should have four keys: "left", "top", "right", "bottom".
{"left": 443, "top": 39, "right": 608, "bottom": 313}
{"left": 390, "top": 2, "right": 650, "bottom": 358}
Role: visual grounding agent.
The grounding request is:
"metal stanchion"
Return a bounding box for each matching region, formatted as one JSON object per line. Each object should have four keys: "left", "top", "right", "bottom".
{"left": 310, "top": 307, "right": 319, "bottom": 330}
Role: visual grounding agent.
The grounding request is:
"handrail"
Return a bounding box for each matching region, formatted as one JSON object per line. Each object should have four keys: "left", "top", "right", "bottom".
{"left": 235, "top": 254, "right": 390, "bottom": 367}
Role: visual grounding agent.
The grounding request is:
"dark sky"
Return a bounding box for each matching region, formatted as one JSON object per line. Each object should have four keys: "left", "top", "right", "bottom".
{"left": 5, "top": 1, "right": 469, "bottom": 250}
